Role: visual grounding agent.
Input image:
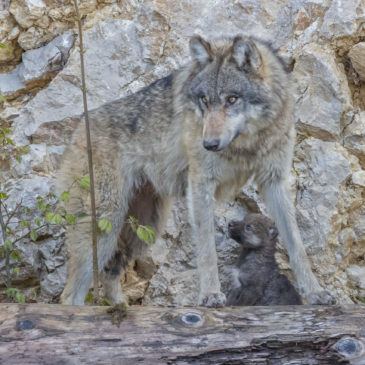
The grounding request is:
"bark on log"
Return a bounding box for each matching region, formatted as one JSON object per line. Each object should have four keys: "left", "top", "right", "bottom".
{"left": 0, "top": 304, "right": 365, "bottom": 364}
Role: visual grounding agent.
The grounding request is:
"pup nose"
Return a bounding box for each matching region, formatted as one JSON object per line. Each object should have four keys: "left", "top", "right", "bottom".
{"left": 203, "top": 139, "right": 220, "bottom": 151}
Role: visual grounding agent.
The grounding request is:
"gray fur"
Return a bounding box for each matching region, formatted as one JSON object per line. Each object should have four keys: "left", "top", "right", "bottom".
{"left": 57, "top": 35, "right": 333, "bottom": 306}
{"left": 227, "top": 214, "right": 302, "bottom": 306}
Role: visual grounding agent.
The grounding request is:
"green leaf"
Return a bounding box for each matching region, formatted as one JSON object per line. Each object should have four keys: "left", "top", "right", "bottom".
{"left": 84, "top": 291, "right": 93, "bottom": 305}
{"left": 54, "top": 213, "right": 63, "bottom": 225}
{"left": 144, "top": 225, "right": 156, "bottom": 244}
{"left": 4, "top": 239, "right": 12, "bottom": 251}
{"left": 12, "top": 267, "right": 20, "bottom": 277}
{"left": 136, "top": 226, "right": 148, "bottom": 243}
{"left": 0, "top": 192, "right": 7, "bottom": 199}
{"left": 5, "top": 137, "right": 14, "bottom": 146}
{"left": 136, "top": 225, "right": 156, "bottom": 244}
{"left": 0, "top": 43, "right": 12, "bottom": 52}
{"left": 15, "top": 292, "right": 25, "bottom": 303}
{"left": 6, "top": 287, "right": 16, "bottom": 297}
{"left": 17, "top": 145, "right": 30, "bottom": 154}
{"left": 65, "top": 214, "right": 76, "bottom": 224}
{"left": 98, "top": 218, "right": 113, "bottom": 233}
{"left": 21, "top": 220, "right": 28, "bottom": 227}
{"left": 78, "top": 174, "right": 90, "bottom": 190}
{"left": 11, "top": 250, "right": 22, "bottom": 261}
{"left": 59, "top": 191, "right": 69, "bottom": 202}
{"left": 34, "top": 217, "right": 42, "bottom": 227}
{"left": 6, "top": 226, "right": 12, "bottom": 235}
{"left": 15, "top": 154, "right": 22, "bottom": 163}
{"left": 37, "top": 201, "right": 46, "bottom": 211}
{"left": 30, "top": 230, "right": 37, "bottom": 242}
{"left": 45, "top": 211, "right": 56, "bottom": 223}
{"left": 0, "top": 94, "right": 7, "bottom": 103}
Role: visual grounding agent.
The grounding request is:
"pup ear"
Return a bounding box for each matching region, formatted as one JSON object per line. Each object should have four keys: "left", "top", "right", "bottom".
{"left": 232, "top": 36, "right": 262, "bottom": 72}
{"left": 189, "top": 35, "right": 212, "bottom": 64}
{"left": 268, "top": 226, "right": 278, "bottom": 241}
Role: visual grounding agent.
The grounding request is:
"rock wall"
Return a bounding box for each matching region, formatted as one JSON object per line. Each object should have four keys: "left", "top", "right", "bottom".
{"left": 0, "top": 0, "right": 364, "bottom": 305}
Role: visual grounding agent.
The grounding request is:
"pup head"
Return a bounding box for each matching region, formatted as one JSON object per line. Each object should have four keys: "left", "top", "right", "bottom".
{"left": 228, "top": 213, "right": 278, "bottom": 248}
{"left": 187, "top": 35, "right": 276, "bottom": 152}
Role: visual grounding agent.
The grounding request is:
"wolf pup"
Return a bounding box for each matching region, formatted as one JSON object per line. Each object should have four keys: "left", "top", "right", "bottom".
{"left": 227, "top": 213, "right": 302, "bottom": 306}
{"left": 58, "top": 35, "right": 333, "bottom": 306}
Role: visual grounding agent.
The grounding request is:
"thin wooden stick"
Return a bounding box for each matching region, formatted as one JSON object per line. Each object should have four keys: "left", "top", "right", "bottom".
{"left": 72, "top": 0, "right": 99, "bottom": 304}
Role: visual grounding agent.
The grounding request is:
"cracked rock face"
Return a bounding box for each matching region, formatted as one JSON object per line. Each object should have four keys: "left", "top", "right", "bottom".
{"left": 0, "top": 0, "right": 365, "bottom": 305}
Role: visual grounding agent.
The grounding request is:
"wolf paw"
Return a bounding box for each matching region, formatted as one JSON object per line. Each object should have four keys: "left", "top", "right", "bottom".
{"left": 307, "top": 290, "right": 336, "bottom": 305}
{"left": 200, "top": 292, "right": 226, "bottom": 307}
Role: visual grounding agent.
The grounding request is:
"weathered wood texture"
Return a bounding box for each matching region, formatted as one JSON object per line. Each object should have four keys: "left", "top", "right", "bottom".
{"left": 0, "top": 304, "right": 365, "bottom": 364}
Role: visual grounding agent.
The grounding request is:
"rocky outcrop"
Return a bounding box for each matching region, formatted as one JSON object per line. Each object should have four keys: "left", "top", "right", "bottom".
{"left": 0, "top": 0, "right": 364, "bottom": 305}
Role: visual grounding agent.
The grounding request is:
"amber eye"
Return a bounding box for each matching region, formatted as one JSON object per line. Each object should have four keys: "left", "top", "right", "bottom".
{"left": 200, "top": 96, "right": 208, "bottom": 105}
{"left": 227, "top": 96, "right": 238, "bottom": 105}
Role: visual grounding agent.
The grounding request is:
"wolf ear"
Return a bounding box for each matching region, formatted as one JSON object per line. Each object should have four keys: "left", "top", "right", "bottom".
{"left": 232, "top": 36, "right": 262, "bottom": 72}
{"left": 189, "top": 36, "right": 212, "bottom": 64}
{"left": 268, "top": 226, "right": 279, "bottom": 241}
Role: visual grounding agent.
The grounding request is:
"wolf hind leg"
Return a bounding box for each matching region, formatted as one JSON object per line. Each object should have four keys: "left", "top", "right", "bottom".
{"left": 261, "top": 180, "right": 335, "bottom": 305}
{"left": 101, "top": 181, "right": 172, "bottom": 304}
{"left": 60, "top": 217, "right": 94, "bottom": 305}
{"left": 100, "top": 253, "right": 126, "bottom": 304}
{"left": 61, "top": 212, "right": 126, "bottom": 305}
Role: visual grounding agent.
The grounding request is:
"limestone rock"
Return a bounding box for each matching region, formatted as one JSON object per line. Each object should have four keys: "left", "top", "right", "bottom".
{"left": 9, "top": 0, "right": 47, "bottom": 30}
{"left": 0, "top": 31, "right": 74, "bottom": 99}
{"left": 348, "top": 42, "right": 365, "bottom": 81}
{"left": 293, "top": 43, "right": 352, "bottom": 141}
{"left": 294, "top": 138, "right": 352, "bottom": 253}
{"left": 343, "top": 111, "right": 365, "bottom": 168}
{"left": 1, "top": 0, "right": 365, "bottom": 305}
{"left": 319, "top": 0, "right": 365, "bottom": 40}
{"left": 347, "top": 265, "right": 365, "bottom": 293}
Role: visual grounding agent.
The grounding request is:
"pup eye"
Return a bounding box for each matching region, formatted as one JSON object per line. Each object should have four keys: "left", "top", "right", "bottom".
{"left": 227, "top": 96, "right": 238, "bottom": 105}
{"left": 245, "top": 224, "right": 252, "bottom": 231}
{"left": 200, "top": 96, "right": 208, "bottom": 105}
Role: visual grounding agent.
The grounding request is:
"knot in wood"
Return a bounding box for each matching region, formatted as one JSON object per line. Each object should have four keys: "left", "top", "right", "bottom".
{"left": 334, "top": 337, "right": 363, "bottom": 359}
{"left": 181, "top": 312, "right": 202, "bottom": 326}
{"left": 16, "top": 319, "right": 34, "bottom": 331}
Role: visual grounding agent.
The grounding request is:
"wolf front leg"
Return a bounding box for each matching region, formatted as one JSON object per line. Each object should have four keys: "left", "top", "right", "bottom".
{"left": 261, "top": 180, "right": 335, "bottom": 305}
{"left": 187, "top": 174, "right": 226, "bottom": 307}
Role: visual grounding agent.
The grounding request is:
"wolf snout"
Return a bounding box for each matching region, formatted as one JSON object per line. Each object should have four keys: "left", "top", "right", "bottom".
{"left": 203, "top": 139, "right": 220, "bottom": 151}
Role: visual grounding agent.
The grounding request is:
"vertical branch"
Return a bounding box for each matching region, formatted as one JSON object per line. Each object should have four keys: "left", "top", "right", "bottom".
{"left": 0, "top": 202, "right": 11, "bottom": 299}
{"left": 73, "top": 0, "right": 99, "bottom": 304}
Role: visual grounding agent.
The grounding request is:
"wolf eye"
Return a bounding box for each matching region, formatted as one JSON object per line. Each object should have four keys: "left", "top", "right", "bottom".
{"left": 227, "top": 96, "right": 238, "bottom": 105}
{"left": 200, "top": 96, "right": 208, "bottom": 105}
{"left": 245, "top": 224, "right": 252, "bottom": 231}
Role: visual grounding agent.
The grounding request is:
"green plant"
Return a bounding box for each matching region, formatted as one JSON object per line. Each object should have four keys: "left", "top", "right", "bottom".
{"left": 0, "top": 126, "right": 76, "bottom": 302}
{"left": 0, "top": 181, "right": 77, "bottom": 302}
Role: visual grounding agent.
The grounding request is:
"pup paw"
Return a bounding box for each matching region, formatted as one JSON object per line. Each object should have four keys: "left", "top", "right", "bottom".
{"left": 200, "top": 292, "right": 226, "bottom": 307}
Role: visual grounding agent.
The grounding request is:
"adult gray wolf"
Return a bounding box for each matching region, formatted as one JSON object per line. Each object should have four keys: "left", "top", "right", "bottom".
{"left": 227, "top": 213, "right": 303, "bottom": 306}
{"left": 58, "top": 35, "right": 333, "bottom": 306}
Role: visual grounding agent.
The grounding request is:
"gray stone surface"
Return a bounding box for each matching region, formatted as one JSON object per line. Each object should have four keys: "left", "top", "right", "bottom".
{"left": 293, "top": 43, "right": 352, "bottom": 141}
{"left": 0, "top": 0, "right": 364, "bottom": 305}
{"left": 0, "top": 31, "right": 74, "bottom": 98}
{"left": 349, "top": 42, "right": 365, "bottom": 81}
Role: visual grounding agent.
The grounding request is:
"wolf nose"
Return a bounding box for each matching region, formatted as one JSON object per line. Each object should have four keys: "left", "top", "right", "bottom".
{"left": 203, "top": 139, "right": 220, "bottom": 151}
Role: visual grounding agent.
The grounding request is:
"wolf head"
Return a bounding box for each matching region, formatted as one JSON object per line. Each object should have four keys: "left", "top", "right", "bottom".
{"left": 186, "top": 35, "right": 287, "bottom": 151}
{"left": 228, "top": 213, "right": 278, "bottom": 249}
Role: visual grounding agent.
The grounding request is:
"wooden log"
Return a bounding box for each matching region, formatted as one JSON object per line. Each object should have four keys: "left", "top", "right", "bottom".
{"left": 0, "top": 304, "right": 364, "bottom": 364}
